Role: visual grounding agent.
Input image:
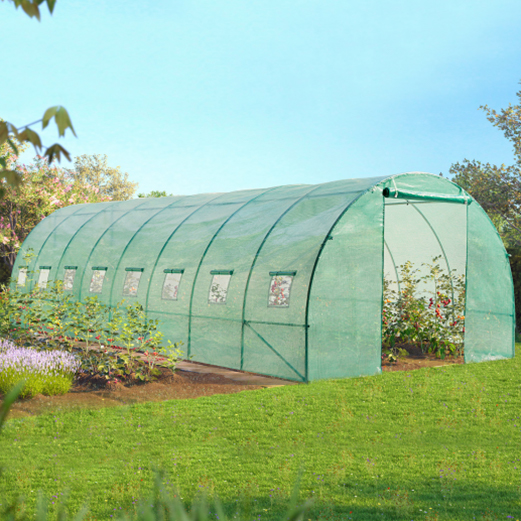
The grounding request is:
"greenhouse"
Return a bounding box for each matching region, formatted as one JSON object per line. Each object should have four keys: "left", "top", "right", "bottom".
{"left": 12, "top": 172, "right": 515, "bottom": 382}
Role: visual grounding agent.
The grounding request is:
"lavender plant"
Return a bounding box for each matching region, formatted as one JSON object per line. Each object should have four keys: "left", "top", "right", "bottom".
{"left": 0, "top": 339, "right": 80, "bottom": 398}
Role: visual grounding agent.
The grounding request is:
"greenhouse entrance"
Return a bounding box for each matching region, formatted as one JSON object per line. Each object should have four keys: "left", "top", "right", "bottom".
{"left": 383, "top": 195, "right": 468, "bottom": 358}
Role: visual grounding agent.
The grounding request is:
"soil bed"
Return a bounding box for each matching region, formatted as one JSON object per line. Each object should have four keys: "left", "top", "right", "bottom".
{"left": 381, "top": 343, "right": 464, "bottom": 372}
{"left": 6, "top": 367, "right": 264, "bottom": 419}
{"left": 4, "top": 345, "right": 463, "bottom": 418}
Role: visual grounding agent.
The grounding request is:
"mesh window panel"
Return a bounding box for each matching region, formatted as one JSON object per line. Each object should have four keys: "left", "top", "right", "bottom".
{"left": 63, "top": 269, "right": 76, "bottom": 291}
{"left": 162, "top": 273, "right": 182, "bottom": 300}
{"left": 123, "top": 271, "right": 142, "bottom": 297}
{"left": 17, "top": 268, "right": 27, "bottom": 287}
{"left": 268, "top": 275, "right": 294, "bottom": 307}
{"left": 38, "top": 268, "right": 50, "bottom": 289}
{"left": 90, "top": 270, "right": 106, "bottom": 293}
{"left": 208, "top": 274, "right": 232, "bottom": 304}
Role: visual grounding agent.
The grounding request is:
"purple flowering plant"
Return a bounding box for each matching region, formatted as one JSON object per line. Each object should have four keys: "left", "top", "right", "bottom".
{"left": 0, "top": 338, "right": 80, "bottom": 398}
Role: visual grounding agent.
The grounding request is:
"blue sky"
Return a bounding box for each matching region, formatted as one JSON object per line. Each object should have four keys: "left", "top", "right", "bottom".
{"left": 2, "top": 0, "right": 521, "bottom": 195}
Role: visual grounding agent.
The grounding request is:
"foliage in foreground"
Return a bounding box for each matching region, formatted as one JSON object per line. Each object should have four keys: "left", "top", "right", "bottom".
{"left": 1, "top": 0, "right": 76, "bottom": 195}
{"left": 382, "top": 257, "right": 465, "bottom": 360}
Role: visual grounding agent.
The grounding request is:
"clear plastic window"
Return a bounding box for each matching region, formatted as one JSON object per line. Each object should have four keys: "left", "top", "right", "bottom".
{"left": 162, "top": 272, "right": 182, "bottom": 300}
{"left": 17, "top": 268, "right": 27, "bottom": 287}
{"left": 63, "top": 269, "right": 76, "bottom": 291}
{"left": 209, "top": 274, "right": 231, "bottom": 304}
{"left": 90, "top": 270, "right": 106, "bottom": 293}
{"left": 123, "top": 271, "right": 142, "bottom": 297}
{"left": 268, "top": 275, "right": 294, "bottom": 307}
{"left": 38, "top": 268, "right": 50, "bottom": 289}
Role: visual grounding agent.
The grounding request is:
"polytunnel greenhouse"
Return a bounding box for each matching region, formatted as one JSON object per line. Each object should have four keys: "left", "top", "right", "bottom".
{"left": 12, "top": 172, "right": 515, "bottom": 382}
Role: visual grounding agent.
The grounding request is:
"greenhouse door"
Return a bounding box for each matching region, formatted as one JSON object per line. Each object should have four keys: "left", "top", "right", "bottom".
{"left": 383, "top": 199, "right": 468, "bottom": 354}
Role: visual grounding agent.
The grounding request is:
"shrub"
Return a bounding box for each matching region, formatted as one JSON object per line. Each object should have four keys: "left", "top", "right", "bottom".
{"left": 0, "top": 339, "right": 80, "bottom": 398}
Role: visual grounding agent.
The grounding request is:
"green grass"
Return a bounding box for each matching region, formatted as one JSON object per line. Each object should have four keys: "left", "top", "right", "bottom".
{"left": 2, "top": 348, "right": 521, "bottom": 521}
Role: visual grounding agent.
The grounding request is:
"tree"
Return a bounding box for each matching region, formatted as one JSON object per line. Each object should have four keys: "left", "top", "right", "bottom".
{"left": 138, "top": 190, "right": 173, "bottom": 198}
{"left": 1, "top": 1, "right": 76, "bottom": 189}
{"left": 450, "top": 82, "right": 521, "bottom": 330}
{"left": 0, "top": 151, "right": 110, "bottom": 282}
{"left": 65, "top": 154, "right": 138, "bottom": 201}
{"left": 450, "top": 83, "right": 521, "bottom": 248}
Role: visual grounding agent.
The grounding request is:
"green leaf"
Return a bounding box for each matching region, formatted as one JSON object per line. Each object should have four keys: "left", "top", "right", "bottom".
{"left": 55, "top": 106, "right": 76, "bottom": 137}
{"left": 0, "top": 381, "right": 25, "bottom": 431}
{"left": 43, "top": 143, "right": 71, "bottom": 163}
{"left": 18, "top": 127, "right": 43, "bottom": 150}
{"left": 0, "top": 158, "right": 5, "bottom": 169}
{"left": 46, "top": 0, "right": 56, "bottom": 13}
{"left": 42, "top": 105, "right": 76, "bottom": 137}
{"left": 42, "top": 106, "right": 58, "bottom": 129}
{"left": 7, "top": 137, "right": 19, "bottom": 155}
{"left": 21, "top": 0, "right": 41, "bottom": 20}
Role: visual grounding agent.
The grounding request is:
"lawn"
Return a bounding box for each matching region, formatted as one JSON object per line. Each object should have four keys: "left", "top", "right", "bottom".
{"left": 1, "top": 348, "right": 521, "bottom": 521}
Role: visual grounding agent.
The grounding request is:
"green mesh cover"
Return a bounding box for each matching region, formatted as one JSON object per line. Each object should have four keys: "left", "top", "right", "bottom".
{"left": 13, "top": 172, "right": 515, "bottom": 381}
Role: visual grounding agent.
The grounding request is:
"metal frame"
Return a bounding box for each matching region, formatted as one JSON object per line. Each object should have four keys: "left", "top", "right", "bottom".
{"left": 239, "top": 184, "right": 321, "bottom": 372}
{"left": 187, "top": 187, "right": 276, "bottom": 355}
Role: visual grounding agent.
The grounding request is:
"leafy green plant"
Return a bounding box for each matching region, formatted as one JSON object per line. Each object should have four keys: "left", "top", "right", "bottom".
{"left": 35, "top": 279, "right": 76, "bottom": 351}
{"left": 0, "top": 284, "right": 20, "bottom": 338}
{"left": 67, "top": 295, "right": 107, "bottom": 354}
{"left": 161, "top": 340, "right": 186, "bottom": 373}
{"left": 109, "top": 302, "right": 166, "bottom": 381}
